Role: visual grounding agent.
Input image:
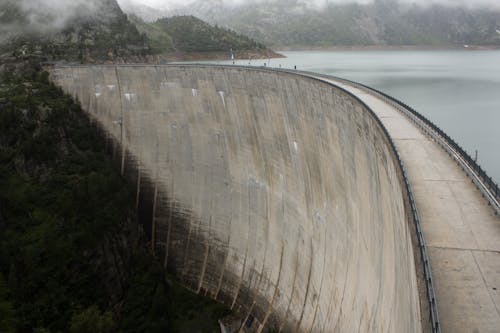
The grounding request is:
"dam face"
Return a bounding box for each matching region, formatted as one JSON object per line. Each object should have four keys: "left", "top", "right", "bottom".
{"left": 51, "top": 65, "right": 422, "bottom": 332}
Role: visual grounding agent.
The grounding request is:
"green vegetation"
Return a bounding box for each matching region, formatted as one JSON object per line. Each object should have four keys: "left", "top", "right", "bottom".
{"left": 0, "top": 63, "right": 230, "bottom": 333}
{"left": 129, "top": 14, "right": 267, "bottom": 54}
{"left": 0, "top": 3, "right": 152, "bottom": 62}
{"left": 151, "top": 16, "right": 265, "bottom": 52}
{"left": 0, "top": 1, "right": 27, "bottom": 25}
{"left": 0, "top": 0, "right": 269, "bottom": 62}
{"left": 129, "top": 15, "right": 176, "bottom": 53}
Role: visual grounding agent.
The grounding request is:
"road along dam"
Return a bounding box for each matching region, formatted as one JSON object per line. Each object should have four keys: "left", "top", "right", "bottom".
{"left": 50, "top": 64, "right": 443, "bottom": 332}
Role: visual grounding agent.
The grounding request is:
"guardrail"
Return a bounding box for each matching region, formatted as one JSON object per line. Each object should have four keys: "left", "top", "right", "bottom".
{"left": 297, "top": 71, "right": 499, "bottom": 216}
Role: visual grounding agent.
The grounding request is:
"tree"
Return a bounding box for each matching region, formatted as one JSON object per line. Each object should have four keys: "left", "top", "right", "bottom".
{"left": 70, "top": 306, "right": 115, "bottom": 333}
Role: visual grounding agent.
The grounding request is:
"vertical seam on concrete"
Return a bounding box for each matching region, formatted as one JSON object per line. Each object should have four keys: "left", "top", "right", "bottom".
{"left": 210, "top": 121, "right": 231, "bottom": 299}
{"left": 254, "top": 76, "right": 272, "bottom": 289}
{"left": 231, "top": 249, "right": 248, "bottom": 310}
{"left": 278, "top": 243, "right": 300, "bottom": 333}
{"left": 329, "top": 230, "right": 351, "bottom": 332}
{"left": 240, "top": 75, "right": 273, "bottom": 329}
{"left": 197, "top": 215, "right": 212, "bottom": 293}
{"left": 307, "top": 226, "right": 328, "bottom": 333}
{"left": 238, "top": 301, "right": 256, "bottom": 333}
{"left": 214, "top": 132, "right": 232, "bottom": 298}
{"left": 181, "top": 222, "right": 193, "bottom": 279}
{"left": 120, "top": 143, "right": 126, "bottom": 176}
{"left": 161, "top": 67, "right": 173, "bottom": 269}
{"left": 276, "top": 73, "right": 301, "bottom": 333}
{"left": 258, "top": 165, "right": 288, "bottom": 332}
{"left": 214, "top": 218, "right": 230, "bottom": 299}
{"left": 214, "top": 175, "right": 233, "bottom": 298}
{"left": 257, "top": 242, "right": 285, "bottom": 333}
{"left": 198, "top": 162, "right": 215, "bottom": 295}
{"left": 230, "top": 135, "right": 252, "bottom": 310}
{"left": 295, "top": 237, "right": 315, "bottom": 331}
{"left": 135, "top": 168, "right": 141, "bottom": 209}
{"left": 163, "top": 178, "right": 175, "bottom": 269}
{"left": 113, "top": 66, "right": 126, "bottom": 176}
{"left": 181, "top": 196, "right": 196, "bottom": 280}
{"left": 151, "top": 185, "right": 158, "bottom": 255}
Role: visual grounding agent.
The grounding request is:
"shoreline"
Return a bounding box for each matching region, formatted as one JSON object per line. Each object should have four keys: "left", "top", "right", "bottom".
{"left": 276, "top": 45, "right": 500, "bottom": 52}
{"left": 115, "top": 49, "right": 285, "bottom": 64}
{"left": 4, "top": 49, "right": 285, "bottom": 65}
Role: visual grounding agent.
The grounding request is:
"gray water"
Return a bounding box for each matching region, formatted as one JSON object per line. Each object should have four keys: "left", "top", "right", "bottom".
{"left": 203, "top": 50, "right": 500, "bottom": 184}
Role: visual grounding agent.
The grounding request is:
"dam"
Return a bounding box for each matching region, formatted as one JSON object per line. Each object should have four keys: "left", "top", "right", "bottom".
{"left": 50, "top": 65, "right": 499, "bottom": 332}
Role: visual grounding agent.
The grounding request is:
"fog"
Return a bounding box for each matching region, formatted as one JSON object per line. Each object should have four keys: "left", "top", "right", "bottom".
{"left": 0, "top": 0, "right": 118, "bottom": 41}
{"left": 2, "top": 0, "right": 498, "bottom": 43}
{"left": 18, "top": 0, "right": 104, "bottom": 30}
{"left": 16, "top": 0, "right": 111, "bottom": 29}
{"left": 119, "top": 0, "right": 500, "bottom": 10}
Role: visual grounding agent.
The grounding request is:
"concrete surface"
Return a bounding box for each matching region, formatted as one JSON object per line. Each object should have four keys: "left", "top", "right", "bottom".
{"left": 50, "top": 65, "right": 423, "bottom": 332}
{"left": 319, "top": 78, "right": 500, "bottom": 333}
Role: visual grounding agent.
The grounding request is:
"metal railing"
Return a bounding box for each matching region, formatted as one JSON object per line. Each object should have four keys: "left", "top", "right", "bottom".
{"left": 297, "top": 71, "right": 499, "bottom": 216}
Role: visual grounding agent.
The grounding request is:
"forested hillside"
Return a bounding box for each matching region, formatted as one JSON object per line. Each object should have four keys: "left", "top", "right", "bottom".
{"left": 0, "top": 63, "right": 231, "bottom": 333}
{"left": 131, "top": 15, "right": 266, "bottom": 54}
{"left": 0, "top": 0, "right": 151, "bottom": 62}
{"left": 0, "top": 0, "right": 272, "bottom": 62}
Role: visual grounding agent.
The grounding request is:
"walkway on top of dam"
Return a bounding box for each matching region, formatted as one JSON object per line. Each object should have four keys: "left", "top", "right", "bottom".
{"left": 311, "top": 75, "right": 500, "bottom": 333}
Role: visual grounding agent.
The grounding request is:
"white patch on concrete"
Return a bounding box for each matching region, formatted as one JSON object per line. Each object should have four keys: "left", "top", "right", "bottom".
{"left": 192, "top": 88, "right": 198, "bottom": 97}
{"left": 107, "top": 85, "right": 115, "bottom": 91}
{"left": 94, "top": 85, "right": 103, "bottom": 98}
{"left": 293, "top": 140, "right": 299, "bottom": 152}
{"left": 124, "top": 93, "right": 135, "bottom": 102}
{"left": 248, "top": 177, "right": 268, "bottom": 190}
{"left": 248, "top": 177, "right": 260, "bottom": 187}
{"left": 160, "top": 81, "right": 178, "bottom": 89}
{"left": 314, "top": 211, "right": 325, "bottom": 225}
{"left": 218, "top": 91, "right": 226, "bottom": 107}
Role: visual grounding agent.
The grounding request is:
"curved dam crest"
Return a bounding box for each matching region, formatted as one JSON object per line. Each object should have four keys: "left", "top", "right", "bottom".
{"left": 51, "top": 65, "right": 422, "bottom": 332}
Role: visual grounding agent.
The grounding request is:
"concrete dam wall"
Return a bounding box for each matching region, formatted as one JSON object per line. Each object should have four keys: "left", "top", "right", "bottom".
{"left": 51, "top": 65, "right": 422, "bottom": 332}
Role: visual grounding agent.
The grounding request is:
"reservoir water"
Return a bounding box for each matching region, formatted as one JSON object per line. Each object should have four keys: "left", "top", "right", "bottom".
{"left": 202, "top": 50, "right": 500, "bottom": 184}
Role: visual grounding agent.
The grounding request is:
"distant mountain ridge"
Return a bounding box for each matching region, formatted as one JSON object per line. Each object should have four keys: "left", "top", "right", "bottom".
{"left": 130, "top": 0, "right": 500, "bottom": 47}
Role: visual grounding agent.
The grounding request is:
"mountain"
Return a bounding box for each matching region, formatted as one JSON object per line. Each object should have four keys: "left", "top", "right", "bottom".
{"left": 0, "top": 0, "right": 274, "bottom": 62}
{"left": 0, "top": 0, "right": 151, "bottom": 62}
{"left": 151, "top": 15, "right": 266, "bottom": 53}
{"left": 146, "top": 0, "right": 500, "bottom": 47}
{"left": 117, "top": 0, "right": 171, "bottom": 22}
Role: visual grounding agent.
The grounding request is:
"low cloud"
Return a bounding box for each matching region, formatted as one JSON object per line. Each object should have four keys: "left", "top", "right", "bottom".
{"left": 0, "top": 0, "right": 118, "bottom": 40}
{"left": 118, "top": 0, "right": 500, "bottom": 10}
{"left": 19, "top": 0, "right": 101, "bottom": 31}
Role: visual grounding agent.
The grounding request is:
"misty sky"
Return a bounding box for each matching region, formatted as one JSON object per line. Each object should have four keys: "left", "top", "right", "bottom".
{"left": 119, "top": 0, "right": 500, "bottom": 10}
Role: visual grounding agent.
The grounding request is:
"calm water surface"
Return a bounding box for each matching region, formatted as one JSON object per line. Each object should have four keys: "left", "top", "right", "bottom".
{"left": 204, "top": 50, "right": 500, "bottom": 183}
